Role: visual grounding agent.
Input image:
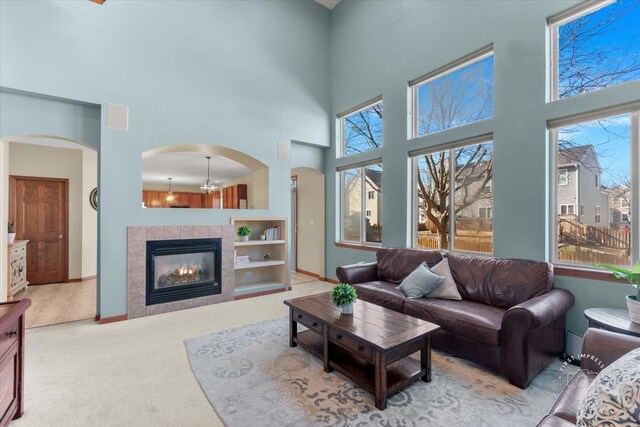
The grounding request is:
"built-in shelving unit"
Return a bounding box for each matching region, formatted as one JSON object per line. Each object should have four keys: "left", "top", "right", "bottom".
{"left": 231, "top": 217, "right": 289, "bottom": 298}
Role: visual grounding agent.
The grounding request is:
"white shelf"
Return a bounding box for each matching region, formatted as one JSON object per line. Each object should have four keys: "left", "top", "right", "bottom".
{"left": 234, "top": 260, "right": 286, "bottom": 270}
{"left": 234, "top": 282, "right": 285, "bottom": 296}
{"left": 234, "top": 240, "right": 285, "bottom": 247}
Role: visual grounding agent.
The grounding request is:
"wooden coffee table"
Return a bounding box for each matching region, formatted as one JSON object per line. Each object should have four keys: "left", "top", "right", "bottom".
{"left": 284, "top": 292, "right": 440, "bottom": 410}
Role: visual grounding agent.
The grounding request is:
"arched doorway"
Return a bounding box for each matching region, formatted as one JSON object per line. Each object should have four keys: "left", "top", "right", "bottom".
{"left": 1, "top": 135, "right": 98, "bottom": 328}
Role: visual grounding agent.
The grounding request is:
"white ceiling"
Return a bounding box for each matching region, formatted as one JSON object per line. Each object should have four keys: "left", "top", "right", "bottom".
{"left": 314, "top": 0, "right": 341, "bottom": 10}
{"left": 142, "top": 151, "right": 252, "bottom": 186}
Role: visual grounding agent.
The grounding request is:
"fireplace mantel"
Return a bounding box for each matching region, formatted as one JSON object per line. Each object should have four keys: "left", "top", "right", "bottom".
{"left": 127, "top": 225, "right": 235, "bottom": 318}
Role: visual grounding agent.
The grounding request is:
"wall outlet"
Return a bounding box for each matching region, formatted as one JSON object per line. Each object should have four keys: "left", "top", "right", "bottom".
{"left": 244, "top": 271, "right": 253, "bottom": 278}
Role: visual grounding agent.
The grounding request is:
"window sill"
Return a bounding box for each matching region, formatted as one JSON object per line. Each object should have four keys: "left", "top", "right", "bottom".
{"left": 334, "top": 242, "right": 380, "bottom": 252}
{"left": 554, "top": 264, "right": 628, "bottom": 283}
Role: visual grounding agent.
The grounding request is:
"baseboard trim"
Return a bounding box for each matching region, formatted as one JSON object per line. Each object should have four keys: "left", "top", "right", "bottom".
{"left": 295, "top": 268, "right": 322, "bottom": 279}
{"left": 324, "top": 278, "right": 339, "bottom": 284}
{"left": 94, "top": 314, "right": 101, "bottom": 321}
{"left": 98, "top": 314, "right": 128, "bottom": 324}
{"left": 68, "top": 275, "right": 97, "bottom": 283}
{"left": 234, "top": 288, "right": 286, "bottom": 300}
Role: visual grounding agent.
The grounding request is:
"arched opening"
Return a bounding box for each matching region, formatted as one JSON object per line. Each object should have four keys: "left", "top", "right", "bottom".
{"left": 290, "top": 166, "right": 325, "bottom": 284}
{"left": 1, "top": 135, "right": 98, "bottom": 327}
{"left": 141, "top": 144, "right": 269, "bottom": 209}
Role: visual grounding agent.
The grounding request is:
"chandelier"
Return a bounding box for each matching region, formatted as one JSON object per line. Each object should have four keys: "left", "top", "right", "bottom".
{"left": 165, "top": 177, "right": 175, "bottom": 204}
{"left": 200, "top": 156, "right": 218, "bottom": 194}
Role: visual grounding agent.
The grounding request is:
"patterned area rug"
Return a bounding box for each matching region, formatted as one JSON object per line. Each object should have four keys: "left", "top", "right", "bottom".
{"left": 185, "top": 317, "right": 576, "bottom": 427}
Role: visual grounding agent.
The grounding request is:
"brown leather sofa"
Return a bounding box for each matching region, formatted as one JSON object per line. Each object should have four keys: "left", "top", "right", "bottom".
{"left": 538, "top": 328, "right": 640, "bottom": 426}
{"left": 336, "top": 248, "right": 575, "bottom": 388}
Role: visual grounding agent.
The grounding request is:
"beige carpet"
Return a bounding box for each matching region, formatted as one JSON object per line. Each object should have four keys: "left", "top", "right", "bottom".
{"left": 13, "top": 281, "right": 333, "bottom": 427}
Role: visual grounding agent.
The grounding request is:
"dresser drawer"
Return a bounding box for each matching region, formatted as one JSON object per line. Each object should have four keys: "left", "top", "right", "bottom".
{"left": 292, "top": 310, "right": 322, "bottom": 334}
{"left": 0, "top": 320, "right": 19, "bottom": 358}
{"left": 10, "top": 245, "right": 25, "bottom": 258}
{"left": 329, "top": 329, "right": 373, "bottom": 362}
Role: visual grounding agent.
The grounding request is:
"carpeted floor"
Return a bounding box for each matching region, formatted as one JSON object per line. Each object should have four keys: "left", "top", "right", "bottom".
{"left": 186, "top": 317, "right": 577, "bottom": 427}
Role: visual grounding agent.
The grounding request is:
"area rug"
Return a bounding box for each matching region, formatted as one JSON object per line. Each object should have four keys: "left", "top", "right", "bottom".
{"left": 185, "top": 317, "right": 576, "bottom": 426}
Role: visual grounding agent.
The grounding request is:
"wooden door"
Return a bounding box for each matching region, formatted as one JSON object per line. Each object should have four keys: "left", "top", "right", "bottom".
{"left": 10, "top": 177, "right": 68, "bottom": 285}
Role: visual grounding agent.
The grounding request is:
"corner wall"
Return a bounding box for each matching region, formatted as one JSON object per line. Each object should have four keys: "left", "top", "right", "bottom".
{"left": 325, "top": 0, "right": 640, "bottom": 338}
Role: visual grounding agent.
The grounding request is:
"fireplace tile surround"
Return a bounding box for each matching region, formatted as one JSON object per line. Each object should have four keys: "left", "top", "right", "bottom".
{"left": 127, "top": 225, "right": 235, "bottom": 319}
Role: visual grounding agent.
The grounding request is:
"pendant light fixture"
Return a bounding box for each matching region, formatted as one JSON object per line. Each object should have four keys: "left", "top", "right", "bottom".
{"left": 165, "top": 177, "right": 175, "bottom": 204}
{"left": 200, "top": 156, "right": 218, "bottom": 194}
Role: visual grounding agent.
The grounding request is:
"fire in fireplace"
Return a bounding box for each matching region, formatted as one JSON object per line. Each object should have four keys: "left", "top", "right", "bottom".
{"left": 146, "top": 238, "right": 222, "bottom": 305}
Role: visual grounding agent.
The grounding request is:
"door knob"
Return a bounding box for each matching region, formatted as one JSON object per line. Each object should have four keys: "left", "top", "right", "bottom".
{"left": 58, "top": 235, "right": 63, "bottom": 240}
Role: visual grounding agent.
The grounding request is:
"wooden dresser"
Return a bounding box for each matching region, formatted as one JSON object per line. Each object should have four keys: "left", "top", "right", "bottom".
{"left": 7, "top": 241, "right": 29, "bottom": 301}
{"left": 0, "top": 299, "right": 30, "bottom": 427}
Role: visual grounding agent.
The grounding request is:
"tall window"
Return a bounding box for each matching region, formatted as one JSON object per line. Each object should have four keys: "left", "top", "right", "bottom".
{"left": 340, "top": 163, "right": 383, "bottom": 244}
{"left": 551, "top": 110, "right": 638, "bottom": 267}
{"left": 338, "top": 98, "right": 383, "bottom": 157}
{"left": 411, "top": 47, "right": 493, "bottom": 137}
{"left": 413, "top": 138, "right": 493, "bottom": 253}
{"left": 549, "top": 0, "right": 640, "bottom": 101}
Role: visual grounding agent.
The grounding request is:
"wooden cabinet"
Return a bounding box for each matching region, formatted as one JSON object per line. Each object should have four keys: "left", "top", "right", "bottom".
{"left": 142, "top": 191, "right": 221, "bottom": 209}
{"left": 223, "top": 184, "right": 248, "bottom": 209}
{"left": 7, "top": 241, "right": 29, "bottom": 301}
{"left": 0, "top": 299, "right": 30, "bottom": 427}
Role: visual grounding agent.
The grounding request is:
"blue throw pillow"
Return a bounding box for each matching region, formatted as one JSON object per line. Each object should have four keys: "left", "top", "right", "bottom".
{"left": 397, "top": 262, "right": 445, "bottom": 299}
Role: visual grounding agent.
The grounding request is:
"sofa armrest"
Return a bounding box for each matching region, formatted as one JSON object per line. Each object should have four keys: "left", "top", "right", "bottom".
{"left": 336, "top": 262, "right": 378, "bottom": 285}
{"left": 502, "top": 289, "right": 575, "bottom": 332}
{"left": 501, "top": 288, "right": 575, "bottom": 388}
{"left": 581, "top": 328, "right": 640, "bottom": 373}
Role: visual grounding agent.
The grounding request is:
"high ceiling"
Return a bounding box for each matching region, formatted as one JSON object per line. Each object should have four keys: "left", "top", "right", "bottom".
{"left": 142, "top": 151, "right": 252, "bottom": 187}
{"left": 314, "top": 0, "right": 341, "bottom": 10}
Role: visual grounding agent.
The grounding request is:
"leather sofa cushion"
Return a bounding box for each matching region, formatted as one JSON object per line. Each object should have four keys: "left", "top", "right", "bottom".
{"left": 404, "top": 298, "right": 505, "bottom": 346}
{"left": 536, "top": 415, "right": 576, "bottom": 427}
{"left": 352, "top": 281, "right": 406, "bottom": 312}
{"left": 445, "top": 253, "right": 553, "bottom": 309}
{"left": 376, "top": 248, "right": 443, "bottom": 284}
{"left": 549, "top": 369, "right": 596, "bottom": 424}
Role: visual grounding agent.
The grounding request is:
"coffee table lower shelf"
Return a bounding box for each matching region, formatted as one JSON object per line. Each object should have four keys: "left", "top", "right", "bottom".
{"left": 295, "top": 330, "right": 424, "bottom": 400}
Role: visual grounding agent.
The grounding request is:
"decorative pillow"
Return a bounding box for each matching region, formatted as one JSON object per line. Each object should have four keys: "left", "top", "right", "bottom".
{"left": 426, "top": 258, "right": 462, "bottom": 300}
{"left": 576, "top": 348, "right": 640, "bottom": 427}
{"left": 396, "top": 262, "right": 445, "bottom": 299}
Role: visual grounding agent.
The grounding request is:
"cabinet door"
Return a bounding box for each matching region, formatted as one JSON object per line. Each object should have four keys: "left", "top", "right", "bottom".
{"left": 0, "top": 346, "right": 19, "bottom": 426}
{"left": 189, "top": 193, "right": 202, "bottom": 209}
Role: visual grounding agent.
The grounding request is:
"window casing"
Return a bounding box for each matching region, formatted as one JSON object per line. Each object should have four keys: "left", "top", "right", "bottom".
{"left": 412, "top": 136, "right": 493, "bottom": 254}
{"left": 550, "top": 108, "right": 639, "bottom": 268}
{"left": 410, "top": 46, "right": 494, "bottom": 138}
{"left": 558, "top": 169, "right": 568, "bottom": 185}
{"left": 338, "top": 97, "right": 383, "bottom": 158}
{"left": 549, "top": 0, "right": 640, "bottom": 101}
{"left": 560, "top": 204, "right": 575, "bottom": 215}
{"left": 339, "top": 163, "right": 383, "bottom": 245}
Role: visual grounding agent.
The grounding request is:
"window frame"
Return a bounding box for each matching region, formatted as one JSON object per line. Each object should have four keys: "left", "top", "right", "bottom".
{"left": 560, "top": 204, "right": 575, "bottom": 215}
{"left": 409, "top": 45, "right": 494, "bottom": 138}
{"left": 548, "top": 0, "right": 620, "bottom": 102}
{"left": 549, "top": 107, "right": 640, "bottom": 269}
{"left": 595, "top": 205, "right": 601, "bottom": 224}
{"left": 410, "top": 133, "right": 494, "bottom": 256}
{"left": 338, "top": 160, "right": 383, "bottom": 246}
{"left": 558, "top": 169, "right": 568, "bottom": 186}
{"left": 337, "top": 96, "right": 383, "bottom": 158}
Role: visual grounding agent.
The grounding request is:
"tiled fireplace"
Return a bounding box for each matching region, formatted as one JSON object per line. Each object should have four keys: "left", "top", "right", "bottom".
{"left": 127, "top": 225, "right": 235, "bottom": 319}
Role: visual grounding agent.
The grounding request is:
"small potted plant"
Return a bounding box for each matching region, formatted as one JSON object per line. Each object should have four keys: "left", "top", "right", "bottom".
{"left": 331, "top": 283, "right": 357, "bottom": 315}
{"left": 237, "top": 226, "right": 251, "bottom": 242}
{"left": 594, "top": 261, "right": 640, "bottom": 324}
{"left": 8, "top": 222, "right": 16, "bottom": 244}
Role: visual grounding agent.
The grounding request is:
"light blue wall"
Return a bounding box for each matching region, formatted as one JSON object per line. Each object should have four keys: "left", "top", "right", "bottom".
{"left": 0, "top": 88, "right": 101, "bottom": 149}
{"left": 325, "top": 0, "right": 640, "bottom": 337}
{"left": 0, "top": 0, "right": 331, "bottom": 317}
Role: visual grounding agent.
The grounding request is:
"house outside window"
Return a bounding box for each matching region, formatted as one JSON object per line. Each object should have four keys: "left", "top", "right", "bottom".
{"left": 338, "top": 97, "right": 383, "bottom": 157}
{"left": 550, "top": 110, "right": 638, "bottom": 268}
{"left": 410, "top": 47, "right": 493, "bottom": 137}
{"left": 340, "top": 163, "right": 382, "bottom": 244}
{"left": 368, "top": 190, "right": 375, "bottom": 200}
{"left": 413, "top": 137, "right": 493, "bottom": 254}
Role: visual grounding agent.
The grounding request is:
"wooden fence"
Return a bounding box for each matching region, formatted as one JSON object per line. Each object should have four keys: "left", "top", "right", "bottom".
{"left": 559, "top": 218, "right": 630, "bottom": 250}
{"left": 558, "top": 250, "right": 630, "bottom": 266}
{"left": 418, "top": 233, "right": 493, "bottom": 253}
